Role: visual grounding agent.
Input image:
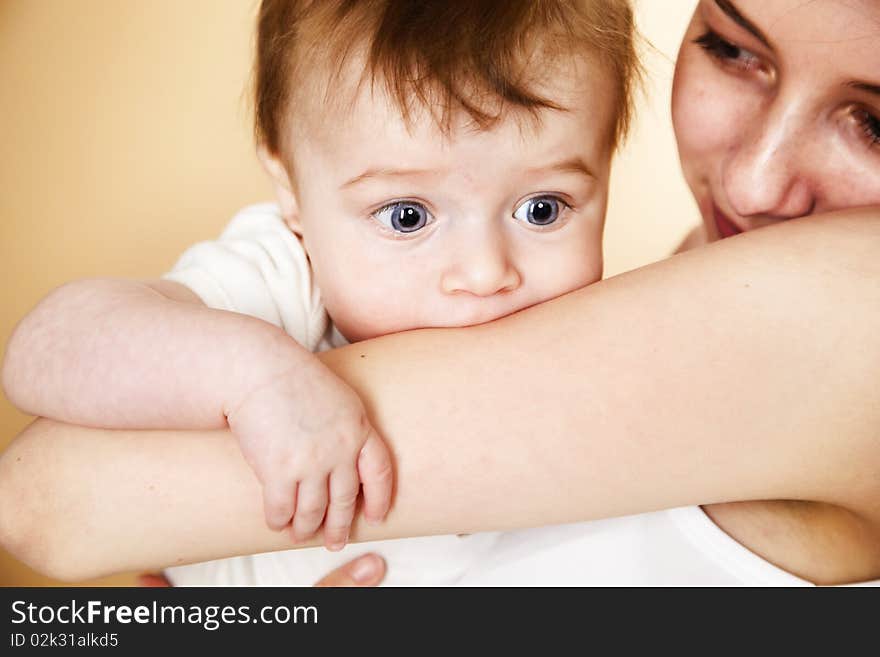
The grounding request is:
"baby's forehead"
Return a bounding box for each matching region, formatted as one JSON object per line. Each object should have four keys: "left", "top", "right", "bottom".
{"left": 289, "top": 51, "right": 615, "bottom": 166}
{"left": 285, "top": 86, "right": 614, "bottom": 206}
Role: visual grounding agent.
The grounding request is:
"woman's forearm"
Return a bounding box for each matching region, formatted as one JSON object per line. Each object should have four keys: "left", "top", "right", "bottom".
{"left": 324, "top": 207, "right": 880, "bottom": 522}
{"left": 2, "top": 209, "right": 879, "bottom": 580}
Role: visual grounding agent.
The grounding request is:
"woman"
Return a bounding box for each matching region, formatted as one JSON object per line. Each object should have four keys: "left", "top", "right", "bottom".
{"left": 2, "top": 0, "right": 879, "bottom": 585}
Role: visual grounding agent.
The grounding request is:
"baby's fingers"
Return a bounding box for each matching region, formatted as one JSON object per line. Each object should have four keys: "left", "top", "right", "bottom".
{"left": 323, "top": 466, "right": 359, "bottom": 551}
{"left": 357, "top": 428, "right": 393, "bottom": 524}
{"left": 262, "top": 478, "right": 297, "bottom": 532}
{"left": 290, "top": 478, "right": 328, "bottom": 543}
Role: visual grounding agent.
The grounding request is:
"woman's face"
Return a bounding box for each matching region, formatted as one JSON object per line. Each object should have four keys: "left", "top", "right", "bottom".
{"left": 672, "top": 0, "right": 880, "bottom": 241}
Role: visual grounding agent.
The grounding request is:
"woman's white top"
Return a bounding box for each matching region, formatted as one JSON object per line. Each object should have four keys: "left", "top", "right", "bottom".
{"left": 458, "top": 506, "right": 876, "bottom": 586}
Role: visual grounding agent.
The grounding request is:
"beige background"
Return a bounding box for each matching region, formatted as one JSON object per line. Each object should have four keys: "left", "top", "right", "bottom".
{"left": 0, "top": 0, "right": 699, "bottom": 586}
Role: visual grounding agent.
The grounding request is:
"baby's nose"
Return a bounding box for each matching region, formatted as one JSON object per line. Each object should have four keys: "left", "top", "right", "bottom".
{"left": 440, "top": 227, "right": 521, "bottom": 297}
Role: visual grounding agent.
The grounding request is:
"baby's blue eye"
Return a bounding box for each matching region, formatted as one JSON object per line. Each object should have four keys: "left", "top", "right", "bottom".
{"left": 513, "top": 196, "right": 562, "bottom": 226}
{"left": 373, "top": 201, "right": 431, "bottom": 234}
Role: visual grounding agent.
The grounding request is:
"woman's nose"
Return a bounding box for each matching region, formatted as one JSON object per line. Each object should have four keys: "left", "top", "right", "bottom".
{"left": 722, "top": 107, "right": 816, "bottom": 220}
{"left": 440, "top": 226, "right": 521, "bottom": 297}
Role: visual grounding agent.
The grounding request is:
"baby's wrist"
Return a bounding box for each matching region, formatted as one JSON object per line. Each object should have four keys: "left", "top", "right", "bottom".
{"left": 220, "top": 323, "right": 312, "bottom": 420}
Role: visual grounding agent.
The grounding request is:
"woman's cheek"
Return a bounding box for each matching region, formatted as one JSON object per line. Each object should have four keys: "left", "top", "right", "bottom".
{"left": 675, "top": 62, "right": 754, "bottom": 185}
{"left": 674, "top": 67, "right": 722, "bottom": 156}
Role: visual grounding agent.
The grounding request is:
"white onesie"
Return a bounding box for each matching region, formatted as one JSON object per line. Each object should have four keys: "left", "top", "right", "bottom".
{"left": 160, "top": 202, "right": 499, "bottom": 586}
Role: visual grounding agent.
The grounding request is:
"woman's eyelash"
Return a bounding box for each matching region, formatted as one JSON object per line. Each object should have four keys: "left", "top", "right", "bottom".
{"left": 695, "top": 28, "right": 878, "bottom": 156}
{"left": 693, "top": 29, "right": 761, "bottom": 71}
{"left": 855, "top": 109, "right": 880, "bottom": 148}
{"left": 695, "top": 29, "right": 880, "bottom": 153}
{"left": 694, "top": 30, "right": 740, "bottom": 59}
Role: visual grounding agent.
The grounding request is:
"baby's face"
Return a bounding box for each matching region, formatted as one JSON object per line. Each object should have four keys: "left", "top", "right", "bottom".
{"left": 280, "top": 59, "right": 614, "bottom": 342}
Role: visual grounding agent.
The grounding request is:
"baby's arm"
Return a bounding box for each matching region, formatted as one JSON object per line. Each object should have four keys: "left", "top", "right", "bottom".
{"left": 0, "top": 278, "right": 391, "bottom": 548}
{"left": 2, "top": 278, "right": 278, "bottom": 429}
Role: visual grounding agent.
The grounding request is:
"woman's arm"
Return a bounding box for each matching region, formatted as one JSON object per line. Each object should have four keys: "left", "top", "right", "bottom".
{"left": 2, "top": 209, "right": 879, "bottom": 580}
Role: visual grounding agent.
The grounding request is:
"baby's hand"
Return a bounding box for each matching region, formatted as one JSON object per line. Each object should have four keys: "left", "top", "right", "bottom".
{"left": 225, "top": 353, "right": 392, "bottom": 551}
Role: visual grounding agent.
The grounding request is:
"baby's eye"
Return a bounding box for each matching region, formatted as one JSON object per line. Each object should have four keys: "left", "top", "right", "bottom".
{"left": 372, "top": 201, "right": 432, "bottom": 234}
{"left": 513, "top": 196, "right": 565, "bottom": 227}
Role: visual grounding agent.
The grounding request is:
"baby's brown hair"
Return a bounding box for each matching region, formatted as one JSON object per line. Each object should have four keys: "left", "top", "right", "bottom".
{"left": 254, "top": 0, "right": 640, "bottom": 159}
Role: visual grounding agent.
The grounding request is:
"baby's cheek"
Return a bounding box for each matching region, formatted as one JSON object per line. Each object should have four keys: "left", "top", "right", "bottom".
{"left": 323, "top": 284, "right": 417, "bottom": 343}
{"left": 323, "top": 298, "right": 382, "bottom": 343}
{"left": 535, "top": 240, "right": 603, "bottom": 302}
{"left": 568, "top": 254, "right": 603, "bottom": 292}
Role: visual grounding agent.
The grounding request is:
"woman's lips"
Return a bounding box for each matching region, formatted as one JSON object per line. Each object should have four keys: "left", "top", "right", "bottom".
{"left": 713, "top": 205, "right": 743, "bottom": 238}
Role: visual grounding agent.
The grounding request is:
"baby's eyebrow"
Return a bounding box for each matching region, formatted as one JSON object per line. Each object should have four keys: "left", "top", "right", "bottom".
{"left": 525, "top": 157, "right": 596, "bottom": 181}
{"left": 340, "top": 167, "right": 438, "bottom": 190}
{"left": 340, "top": 156, "right": 595, "bottom": 191}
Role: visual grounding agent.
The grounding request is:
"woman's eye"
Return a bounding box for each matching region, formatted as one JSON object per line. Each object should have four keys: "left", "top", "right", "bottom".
{"left": 854, "top": 108, "right": 880, "bottom": 149}
{"left": 694, "top": 30, "right": 761, "bottom": 72}
{"left": 512, "top": 196, "right": 565, "bottom": 227}
{"left": 372, "top": 201, "right": 432, "bottom": 234}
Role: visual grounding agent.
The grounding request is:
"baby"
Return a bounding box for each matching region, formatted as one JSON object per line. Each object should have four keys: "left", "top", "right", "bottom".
{"left": 1, "top": 0, "right": 639, "bottom": 585}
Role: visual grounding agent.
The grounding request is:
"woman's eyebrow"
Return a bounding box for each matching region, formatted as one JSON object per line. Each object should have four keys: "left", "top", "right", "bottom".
{"left": 714, "top": 0, "right": 771, "bottom": 49}
{"left": 849, "top": 81, "right": 880, "bottom": 97}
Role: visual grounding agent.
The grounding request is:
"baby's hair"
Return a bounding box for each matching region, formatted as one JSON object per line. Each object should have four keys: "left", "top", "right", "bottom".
{"left": 254, "top": 0, "right": 641, "bottom": 157}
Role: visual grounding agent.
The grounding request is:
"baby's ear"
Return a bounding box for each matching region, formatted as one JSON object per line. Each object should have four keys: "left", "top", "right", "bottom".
{"left": 257, "top": 145, "right": 302, "bottom": 234}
